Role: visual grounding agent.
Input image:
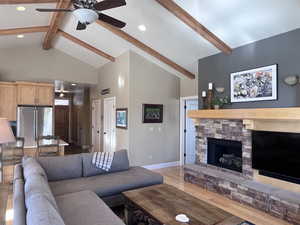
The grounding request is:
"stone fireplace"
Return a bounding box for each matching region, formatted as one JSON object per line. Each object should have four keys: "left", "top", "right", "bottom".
{"left": 196, "top": 119, "right": 252, "bottom": 178}
{"left": 184, "top": 108, "right": 300, "bottom": 224}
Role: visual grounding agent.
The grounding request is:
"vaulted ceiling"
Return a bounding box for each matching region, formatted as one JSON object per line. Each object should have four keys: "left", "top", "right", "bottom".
{"left": 1, "top": 0, "right": 300, "bottom": 79}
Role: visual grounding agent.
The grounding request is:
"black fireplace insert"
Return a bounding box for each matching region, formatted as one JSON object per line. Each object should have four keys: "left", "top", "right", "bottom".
{"left": 207, "top": 138, "right": 242, "bottom": 173}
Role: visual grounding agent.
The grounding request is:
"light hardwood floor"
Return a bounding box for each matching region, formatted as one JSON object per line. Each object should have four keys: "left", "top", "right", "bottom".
{"left": 154, "top": 166, "right": 292, "bottom": 225}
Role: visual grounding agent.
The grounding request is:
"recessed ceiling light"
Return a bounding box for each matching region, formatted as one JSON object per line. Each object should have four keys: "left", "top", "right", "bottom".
{"left": 17, "top": 34, "right": 24, "bottom": 39}
{"left": 138, "top": 24, "right": 146, "bottom": 32}
{"left": 71, "top": 83, "right": 77, "bottom": 86}
{"left": 16, "top": 6, "right": 26, "bottom": 11}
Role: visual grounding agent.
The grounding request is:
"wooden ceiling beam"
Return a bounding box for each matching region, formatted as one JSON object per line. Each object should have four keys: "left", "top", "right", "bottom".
{"left": 0, "top": 0, "right": 57, "bottom": 4}
{"left": 57, "top": 30, "right": 115, "bottom": 62}
{"left": 0, "top": 26, "right": 49, "bottom": 35}
{"left": 96, "top": 20, "right": 195, "bottom": 79}
{"left": 43, "top": 0, "right": 71, "bottom": 49}
{"left": 155, "top": 0, "right": 232, "bottom": 54}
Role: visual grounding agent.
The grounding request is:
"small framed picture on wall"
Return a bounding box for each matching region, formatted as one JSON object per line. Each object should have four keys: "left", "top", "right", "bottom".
{"left": 230, "top": 64, "right": 278, "bottom": 103}
{"left": 116, "top": 108, "right": 128, "bottom": 129}
{"left": 142, "top": 104, "right": 163, "bottom": 123}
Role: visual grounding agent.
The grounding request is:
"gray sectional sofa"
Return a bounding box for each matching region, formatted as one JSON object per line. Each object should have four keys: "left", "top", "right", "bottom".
{"left": 13, "top": 150, "right": 163, "bottom": 225}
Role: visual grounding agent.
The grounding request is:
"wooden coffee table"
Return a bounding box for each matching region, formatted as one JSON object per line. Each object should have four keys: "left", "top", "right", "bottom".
{"left": 123, "top": 184, "right": 250, "bottom": 225}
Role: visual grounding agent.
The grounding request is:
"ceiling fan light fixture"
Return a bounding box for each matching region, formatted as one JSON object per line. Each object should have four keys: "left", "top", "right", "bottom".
{"left": 73, "top": 8, "right": 98, "bottom": 25}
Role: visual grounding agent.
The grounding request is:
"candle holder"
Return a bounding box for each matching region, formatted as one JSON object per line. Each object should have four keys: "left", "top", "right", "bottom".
{"left": 202, "top": 96, "right": 208, "bottom": 109}
{"left": 207, "top": 89, "right": 214, "bottom": 109}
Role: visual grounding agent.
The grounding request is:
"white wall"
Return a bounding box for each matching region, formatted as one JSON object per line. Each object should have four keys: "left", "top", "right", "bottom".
{"left": 180, "top": 61, "right": 198, "bottom": 97}
{"left": 97, "top": 52, "right": 130, "bottom": 151}
{"left": 96, "top": 50, "right": 180, "bottom": 166}
{"left": 0, "top": 45, "right": 98, "bottom": 84}
{"left": 129, "top": 51, "right": 180, "bottom": 166}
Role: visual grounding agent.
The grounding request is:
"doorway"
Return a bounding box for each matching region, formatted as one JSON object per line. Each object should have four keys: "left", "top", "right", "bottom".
{"left": 54, "top": 99, "right": 70, "bottom": 142}
{"left": 180, "top": 96, "right": 198, "bottom": 165}
{"left": 92, "top": 99, "right": 101, "bottom": 152}
{"left": 103, "top": 97, "right": 116, "bottom": 153}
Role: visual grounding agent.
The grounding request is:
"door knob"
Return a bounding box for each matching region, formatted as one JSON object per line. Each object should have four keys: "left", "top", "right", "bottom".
{"left": 104, "top": 132, "right": 107, "bottom": 134}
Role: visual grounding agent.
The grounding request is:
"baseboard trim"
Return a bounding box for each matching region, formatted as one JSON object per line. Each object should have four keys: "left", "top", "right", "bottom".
{"left": 143, "top": 161, "right": 180, "bottom": 170}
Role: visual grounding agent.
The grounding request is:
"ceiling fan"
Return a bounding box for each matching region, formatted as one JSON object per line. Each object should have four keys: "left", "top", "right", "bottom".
{"left": 36, "top": 0, "right": 126, "bottom": 31}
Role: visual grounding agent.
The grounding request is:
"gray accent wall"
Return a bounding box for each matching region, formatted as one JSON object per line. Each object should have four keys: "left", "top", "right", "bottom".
{"left": 198, "top": 28, "right": 300, "bottom": 109}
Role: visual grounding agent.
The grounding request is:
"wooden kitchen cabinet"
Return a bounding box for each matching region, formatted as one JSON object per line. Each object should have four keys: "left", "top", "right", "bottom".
{"left": 16, "top": 82, "right": 54, "bottom": 106}
{"left": 0, "top": 82, "right": 17, "bottom": 121}
{"left": 35, "top": 85, "right": 54, "bottom": 106}
{"left": 16, "top": 82, "right": 36, "bottom": 105}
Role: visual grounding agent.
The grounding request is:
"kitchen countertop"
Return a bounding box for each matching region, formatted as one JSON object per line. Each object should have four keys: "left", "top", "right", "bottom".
{"left": 18, "top": 139, "right": 69, "bottom": 149}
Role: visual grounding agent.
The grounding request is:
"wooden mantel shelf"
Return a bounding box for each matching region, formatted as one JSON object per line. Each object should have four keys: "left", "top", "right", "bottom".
{"left": 188, "top": 107, "right": 300, "bottom": 120}
{"left": 188, "top": 108, "right": 300, "bottom": 133}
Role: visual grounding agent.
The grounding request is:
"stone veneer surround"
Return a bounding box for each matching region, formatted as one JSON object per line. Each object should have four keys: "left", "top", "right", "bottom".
{"left": 184, "top": 164, "right": 300, "bottom": 224}
{"left": 184, "top": 118, "right": 300, "bottom": 224}
{"left": 196, "top": 119, "right": 253, "bottom": 178}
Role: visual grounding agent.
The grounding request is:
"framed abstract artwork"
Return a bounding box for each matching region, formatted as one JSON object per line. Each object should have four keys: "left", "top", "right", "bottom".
{"left": 142, "top": 104, "right": 163, "bottom": 123}
{"left": 230, "top": 64, "right": 277, "bottom": 103}
{"left": 116, "top": 108, "right": 128, "bottom": 129}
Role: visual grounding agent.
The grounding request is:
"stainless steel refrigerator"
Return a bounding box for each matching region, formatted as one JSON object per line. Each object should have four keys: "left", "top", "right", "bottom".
{"left": 17, "top": 106, "right": 53, "bottom": 145}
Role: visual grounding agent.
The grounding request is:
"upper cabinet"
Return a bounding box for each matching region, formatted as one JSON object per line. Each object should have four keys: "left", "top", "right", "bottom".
{"left": 16, "top": 82, "right": 54, "bottom": 106}
{"left": 0, "top": 82, "right": 17, "bottom": 121}
{"left": 35, "top": 85, "right": 54, "bottom": 106}
{"left": 16, "top": 83, "right": 36, "bottom": 105}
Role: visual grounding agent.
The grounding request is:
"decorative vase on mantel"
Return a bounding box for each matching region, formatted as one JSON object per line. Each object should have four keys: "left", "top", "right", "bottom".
{"left": 214, "top": 105, "right": 220, "bottom": 110}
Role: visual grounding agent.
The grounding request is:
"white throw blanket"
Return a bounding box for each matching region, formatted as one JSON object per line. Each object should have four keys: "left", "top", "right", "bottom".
{"left": 92, "top": 152, "right": 115, "bottom": 171}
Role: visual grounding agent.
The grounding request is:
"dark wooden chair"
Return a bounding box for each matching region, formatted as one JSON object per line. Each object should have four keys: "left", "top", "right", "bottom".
{"left": 1, "top": 137, "right": 25, "bottom": 164}
{"left": 36, "top": 135, "right": 60, "bottom": 157}
{"left": 13, "top": 137, "right": 25, "bottom": 164}
{"left": 1, "top": 137, "right": 24, "bottom": 183}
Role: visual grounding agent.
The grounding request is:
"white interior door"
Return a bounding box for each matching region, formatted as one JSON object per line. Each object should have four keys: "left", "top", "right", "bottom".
{"left": 103, "top": 97, "right": 116, "bottom": 153}
{"left": 185, "top": 99, "right": 198, "bottom": 164}
{"left": 92, "top": 99, "right": 101, "bottom": 152}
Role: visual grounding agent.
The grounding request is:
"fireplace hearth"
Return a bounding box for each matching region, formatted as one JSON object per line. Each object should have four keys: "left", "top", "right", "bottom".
{"left": 207, "top": 138, "right": 242, "bottom": 173}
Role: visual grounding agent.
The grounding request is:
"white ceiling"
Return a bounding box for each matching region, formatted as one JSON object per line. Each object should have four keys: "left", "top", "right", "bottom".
{"left": 1, "top": 0, "right": 300, "bottom": 78}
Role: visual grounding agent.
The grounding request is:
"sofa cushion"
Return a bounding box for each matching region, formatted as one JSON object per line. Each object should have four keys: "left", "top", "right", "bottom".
{"left": 81, "top": 150, "right": 130, "bottom": 177}
{"left": 50, "top": 166, "right": 163, "bottom": 197}
{"left": 26, "top": 194, "right": 65, "bottom": 225}
{"left": 25, "top": 174, "right": 58, "bottom": 211}
{"left": 13, "top": 179, "right": 26, "bottom": 225}
{"left": 37, "top": 154, "right": 82, "bottom": 181}
{"left": 22, "top": 156, "right": 47, "bottom": 180}
{"left": 55, "top": 191, "right": 124, "bottom": 225}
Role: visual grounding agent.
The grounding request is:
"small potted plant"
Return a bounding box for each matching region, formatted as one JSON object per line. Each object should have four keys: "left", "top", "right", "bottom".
{"left": 212, "top": 96, "right": 230, "bottom": 109}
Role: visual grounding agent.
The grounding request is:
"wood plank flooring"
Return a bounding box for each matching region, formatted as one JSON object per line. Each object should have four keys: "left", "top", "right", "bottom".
{"left": 154, "top": 166, "right": 292, "bottom": 225}
{"left": 0, "top": 185, "right": 10, "bottom": 225}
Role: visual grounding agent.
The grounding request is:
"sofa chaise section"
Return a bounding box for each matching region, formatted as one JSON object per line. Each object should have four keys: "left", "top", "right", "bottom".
{"left": 56, "top": 191, "right": 124, "bottom": 225}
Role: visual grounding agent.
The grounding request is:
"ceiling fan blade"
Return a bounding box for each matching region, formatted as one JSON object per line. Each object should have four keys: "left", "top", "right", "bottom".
{"left": 76, "top": 22, "right": 87, "bottom": 30}
{"left": 94, "top": 0, "right": 126, "bottom": 11}
{"left": 36, "top": 8, "right": 73, "bottom": 12}
{"left": 98, "top": 13, "right": 126, "bottom": 28}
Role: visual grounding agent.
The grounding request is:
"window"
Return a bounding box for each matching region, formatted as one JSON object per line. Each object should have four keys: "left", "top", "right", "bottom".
{"left": 55, "top": 99, "right": 70, "bottom": 106}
